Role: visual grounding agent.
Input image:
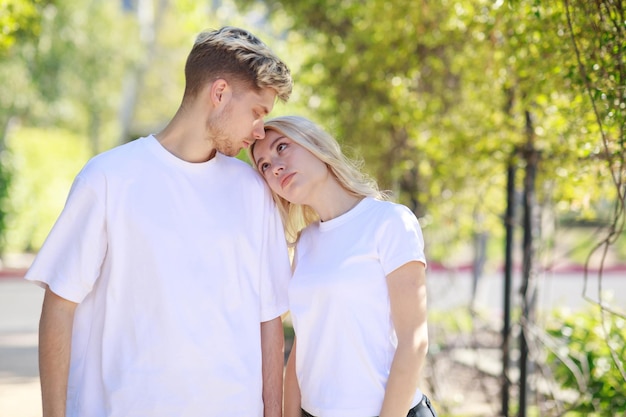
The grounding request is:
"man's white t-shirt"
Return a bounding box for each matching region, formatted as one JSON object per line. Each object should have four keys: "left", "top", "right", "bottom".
{"left": 290, "top": 197, "right": 426, "bottom": 417}
{"left": 25, "top": 136, "right": 291, "bottom": 417}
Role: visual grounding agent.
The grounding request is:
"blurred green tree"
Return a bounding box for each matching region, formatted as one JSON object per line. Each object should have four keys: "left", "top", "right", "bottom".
{"left": 0, "top": 0, "right": 52, "bottom": 251}
{"left": 1, "top": 0, "right": 139, "bottom": 252}
{"left": 0, "top": 0, "right": 49, "bottom": 55}
{"left": 233, "top": 0, "right": 624, "bottom": 266}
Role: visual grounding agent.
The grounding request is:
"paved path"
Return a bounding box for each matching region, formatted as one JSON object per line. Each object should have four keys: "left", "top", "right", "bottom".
{"left": 0, "top": 275, "right": 42, "bottom": 417}
{"left": 427, "top": 266, "right": 626, "bottom": 314}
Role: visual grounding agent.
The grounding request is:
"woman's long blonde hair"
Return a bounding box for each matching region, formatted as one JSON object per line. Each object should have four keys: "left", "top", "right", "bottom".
{"left": 249, "top": 115, "right": 386, "bottom": 244}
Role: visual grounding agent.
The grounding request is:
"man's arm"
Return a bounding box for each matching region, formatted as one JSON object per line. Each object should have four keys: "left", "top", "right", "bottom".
{"left": 261, "top": 316, "right": 285, "bottom": 417}
{"left": 39, "top": 287, "right": 77, "bottom": 417}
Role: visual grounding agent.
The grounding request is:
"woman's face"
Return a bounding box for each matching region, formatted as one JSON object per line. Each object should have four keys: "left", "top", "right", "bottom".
{"left": 252, "top": 130, "right": 330, "bottom": 205}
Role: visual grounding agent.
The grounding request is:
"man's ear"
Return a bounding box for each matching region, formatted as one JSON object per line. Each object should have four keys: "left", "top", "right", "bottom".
{"left": 209, "top": 78, "right": 231, "bottom": 108}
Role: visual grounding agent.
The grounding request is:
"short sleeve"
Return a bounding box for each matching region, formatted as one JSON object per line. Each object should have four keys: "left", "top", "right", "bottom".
{"left": 376, "top": 203, "right": 426, "bottom": 276}
{"left": 257, "top": 185, "right": 291, "bottom": 322}
{"left": 24, "top": 171, "right": 108, "bottom": 303}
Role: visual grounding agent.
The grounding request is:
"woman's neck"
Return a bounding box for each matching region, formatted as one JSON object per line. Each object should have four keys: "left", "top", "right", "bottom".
{"left": 311, "top": 183, "right": 363, "bottom": 222}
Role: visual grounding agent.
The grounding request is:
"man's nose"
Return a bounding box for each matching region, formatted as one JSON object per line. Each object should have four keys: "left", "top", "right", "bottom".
{"left": 252, "top": 120, "right": 265, "bottom": 140}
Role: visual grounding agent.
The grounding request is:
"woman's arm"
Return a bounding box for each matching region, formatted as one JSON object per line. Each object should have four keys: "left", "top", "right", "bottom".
{"left": 261, "top": 317, "right": 285, "bottom": 417}
{"left": 284, "top": 336, "right": 301, "bottom": 417}
{"left": 39, "top": 287, "right": 78, "bottom": 417}
{"left": 379, "top": 261, "right": 429, "bottom": 417}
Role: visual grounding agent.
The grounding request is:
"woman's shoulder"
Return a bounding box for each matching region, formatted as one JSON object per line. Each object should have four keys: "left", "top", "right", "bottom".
{"left": 366, "top": 198, "right": 417, "bottom": 220}
{"left": 362, "top": 199, "right": 423, "bottom": 241}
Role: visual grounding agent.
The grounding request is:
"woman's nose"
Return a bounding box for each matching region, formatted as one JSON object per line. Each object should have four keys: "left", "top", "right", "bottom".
{"left": 272, "top": 162, "right": 284, "bottom": 176}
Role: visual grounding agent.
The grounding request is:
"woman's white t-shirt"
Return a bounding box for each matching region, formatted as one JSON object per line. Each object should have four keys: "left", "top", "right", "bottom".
{"left": 290, "top": 197, "right": 426, "bottom": 417}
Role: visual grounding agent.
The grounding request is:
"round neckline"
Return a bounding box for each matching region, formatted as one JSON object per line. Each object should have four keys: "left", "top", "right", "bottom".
{"left": 147, "top": 135, "right": 221, "bottom": 171}
{"left": 317, "top": 197, "right": 374, "bottom": 232}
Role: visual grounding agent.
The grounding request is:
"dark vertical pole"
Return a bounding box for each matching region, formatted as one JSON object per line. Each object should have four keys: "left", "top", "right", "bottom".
{"left": 519, "top": 111, "right": 538, "bottom": 417}
{"left": 502, "top": 157, "right": 516, "bottom": 417}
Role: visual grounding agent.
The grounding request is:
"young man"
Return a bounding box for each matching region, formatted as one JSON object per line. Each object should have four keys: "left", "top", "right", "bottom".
{"left": 25, "top": 26, "right": 293, "bottom": 417}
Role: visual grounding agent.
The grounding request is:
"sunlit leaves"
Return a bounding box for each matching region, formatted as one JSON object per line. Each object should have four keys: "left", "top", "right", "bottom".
{"left": 233, "top": 0, "right": 624, "bottom": 263}
{"left": 0, "top": 0, "right": 49, "bottom": 54}
{"left": 4, "top": 127, "right": 90, "bottom": 252}
{"left": 3, "top": 0, "right": 623, "bottom": 259}
{"left": 546, "top": 308, "right": 626, "bottom": 413}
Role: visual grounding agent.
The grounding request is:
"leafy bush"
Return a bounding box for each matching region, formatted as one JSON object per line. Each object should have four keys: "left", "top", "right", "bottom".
{"left": 546, "top": 308, "right": 626, "bottom": 414}
{"left": 5, "top": 127, "right": 90, "bottom": 252}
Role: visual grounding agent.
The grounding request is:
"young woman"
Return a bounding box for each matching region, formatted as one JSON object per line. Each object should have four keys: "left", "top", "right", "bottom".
{"left": 250, "top": 115, "right": 437, "bottom": 417}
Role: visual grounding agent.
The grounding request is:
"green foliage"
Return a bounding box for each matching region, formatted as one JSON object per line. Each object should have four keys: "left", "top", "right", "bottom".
{"left": 0, "top": 0, "right": 141, "bottom": 151}
{"left": 0, "top": 0, "right": 145, "bottom": 252}
{"left": 232, "top": 0, "right": 625, "bottom": 266}
{"left": 0, "top": 0, "right": 52, "bottom": 251}
{"left": 0, "top": 150, "right": 12, "bottom": 251}
{"left": 0, "top": 0, "right": 50, "bottom": 54}
{"left": 546, "top": 308, "right": 626, "bottom": 414}
{"left": 1, "top": 0, "right": 624, "bottom": 264}
{"left": 5, "top": 127, "right": 90, "bottom": 252}
{"left": 235, "top": 0, "right": 516, "bottom": 246}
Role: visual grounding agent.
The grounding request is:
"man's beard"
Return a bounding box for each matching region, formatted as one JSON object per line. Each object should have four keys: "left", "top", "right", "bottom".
{"left": 207, "top": 102, "right": 244, "bottom": 157}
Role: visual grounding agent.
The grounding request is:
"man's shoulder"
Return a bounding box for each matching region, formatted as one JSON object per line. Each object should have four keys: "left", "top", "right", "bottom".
{"left": 79, "top": 137, "right": 150, "bottom": 176}
{"left": 218, "top": 154, "right": 265, "bottom": 186}
{"left": 218, "top": 153, "right": 254, "bottom": 171}
{"left": 85, "top": 136, "right": 146, "bottom": 167}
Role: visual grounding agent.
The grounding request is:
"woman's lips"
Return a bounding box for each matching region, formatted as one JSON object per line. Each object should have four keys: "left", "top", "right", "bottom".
{"left": 280, "top": 172, "right": 295, "bottom": 189}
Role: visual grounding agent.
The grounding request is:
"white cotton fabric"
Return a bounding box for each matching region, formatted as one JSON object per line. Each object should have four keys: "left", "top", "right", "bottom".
{"left": 25, "top": 136, "right": 291, "bottom": 417}
{"left": 289, "top": 197, "right": 427, "bottom": 417}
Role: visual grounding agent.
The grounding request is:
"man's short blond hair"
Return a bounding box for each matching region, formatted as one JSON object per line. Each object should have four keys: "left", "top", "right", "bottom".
{"left": 184, "top": 26, "right": 292, "bottom": 102}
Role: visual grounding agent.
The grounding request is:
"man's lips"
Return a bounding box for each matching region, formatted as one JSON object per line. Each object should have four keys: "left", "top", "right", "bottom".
{"left": 280, "top": 172, "right": 295, "bottom": 189}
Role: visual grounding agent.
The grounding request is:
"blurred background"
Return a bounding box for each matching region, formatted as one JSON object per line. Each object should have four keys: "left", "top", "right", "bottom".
{"left": 0, "top": 0, "right": 624, "bottom": 416}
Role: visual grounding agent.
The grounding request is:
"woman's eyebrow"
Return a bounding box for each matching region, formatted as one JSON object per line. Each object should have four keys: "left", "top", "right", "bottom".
{"left": 255, "top": 135, "right": 286, "bottom": 167}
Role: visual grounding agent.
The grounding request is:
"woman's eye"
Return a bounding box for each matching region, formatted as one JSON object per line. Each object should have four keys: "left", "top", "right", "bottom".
{"left": 277, "top": 143, "right": 287, "bottom": 152}
{"left": 260, "top": 162, "right": 270, "bottom": 172}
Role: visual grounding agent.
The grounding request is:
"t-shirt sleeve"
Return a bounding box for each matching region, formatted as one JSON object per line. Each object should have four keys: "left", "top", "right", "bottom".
{"left": 377, "top": 203, "right": 426, "bottom": 276}
{"left": 24, "top": 171, "right": 107, "bottom": 303}
{"left": 258, "top": 186, "right": 291, "bottom": 322}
